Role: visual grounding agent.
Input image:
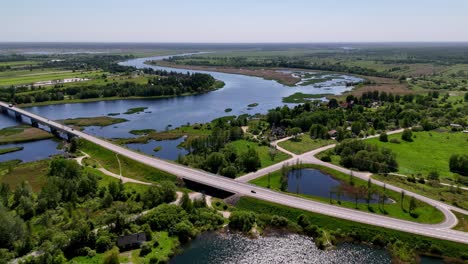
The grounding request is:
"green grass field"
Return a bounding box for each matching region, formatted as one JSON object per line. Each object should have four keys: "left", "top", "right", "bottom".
{"left": 0, "top": 69, "right": 104, "bottom": 86}
{"left": 0, "top": 60, "right": 39, "bottom": 67}
{"left": 227, "top": 139, "right": 291, "bottom": 170}
{"left": 78, "top": 139, "right": 176, "bottom": 183}
{"left": 250, "top": 164, "right": 444, "bottom": 224}
{"left": 277, "top": 135, "right": 335, "bottom": 154}
{"left": 0, "top": 160, "right": 50, "bottom": 192}
{"left": 453, "top": 211, "right": 468, "bottom": 232}
{"left": 366, "top": 131, "right": 468, "bottom": 180}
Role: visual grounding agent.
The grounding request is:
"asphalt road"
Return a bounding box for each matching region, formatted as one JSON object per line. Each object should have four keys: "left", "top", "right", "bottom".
{"left": 2, "top": 102, "right": 467, "bottom": 244}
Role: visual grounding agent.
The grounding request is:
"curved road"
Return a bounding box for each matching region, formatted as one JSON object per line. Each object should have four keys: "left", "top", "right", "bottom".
{"left": 2, "top": 102, "right": 467, "bottom": 244}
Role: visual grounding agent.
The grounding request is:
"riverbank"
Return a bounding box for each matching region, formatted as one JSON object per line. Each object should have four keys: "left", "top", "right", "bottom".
{"left": 15, "top": 80, "right": 225, "bottom": 108}
{"left": 236, "top": 197, "right": 468, "bottom": 263}
{"left": 149, "top": 60, "right": 301, "bottom": 86}
{"left": 150, "top": 60, "right": 413, "bottom": 98}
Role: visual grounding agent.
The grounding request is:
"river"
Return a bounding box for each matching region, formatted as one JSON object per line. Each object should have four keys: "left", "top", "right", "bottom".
{"left": 170, "top": 232, "right": 392, "bottom": 264}
{"left": 0, "top": 54, "right": 400, "bottom": 262}
{"left": 0, "top": 54, "right": 361, "bottom": 161}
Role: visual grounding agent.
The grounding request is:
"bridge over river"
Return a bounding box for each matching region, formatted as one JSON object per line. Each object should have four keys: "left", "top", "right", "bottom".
{"left": 1, "top": 101, "right": 467, "bottom": 244}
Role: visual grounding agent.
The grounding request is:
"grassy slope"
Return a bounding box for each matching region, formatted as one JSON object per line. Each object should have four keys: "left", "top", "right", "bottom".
{"left": 78, "top": 139, "right": 176, "bottom": 183}
{"left": 277, "top": 135, "right": 335, "bottom": 154}
{"left": 0, "top": 160, "right": 50, "bottom": 192}
{"left": 373, "top": 174, "right": 468, "bottom": 210}
{"left": 366, "top": 131, "right": 468, "bottom": 180}
{"left": 453, "top": 211, "right": 468, "bottom": 232}
{"left": 236, "top": 197, "right": 467, "bottom": 260}
{"left": 227, "top": 139, "right": 291, "bottom": 169}
{"left": 250, "top": 164, "right": 444, "bottom": 224}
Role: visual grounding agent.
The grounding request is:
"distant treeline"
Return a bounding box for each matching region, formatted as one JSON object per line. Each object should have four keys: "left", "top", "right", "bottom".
{"left": 2, "top": 70, "right": 220, "bottom": 104}
{"left": 40, "top": 54, "right": 136, "bottom": 73}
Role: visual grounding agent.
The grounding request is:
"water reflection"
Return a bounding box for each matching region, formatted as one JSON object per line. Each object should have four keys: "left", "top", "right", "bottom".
{"left": 170, "top": 232, "right": 391, "bottom": 264}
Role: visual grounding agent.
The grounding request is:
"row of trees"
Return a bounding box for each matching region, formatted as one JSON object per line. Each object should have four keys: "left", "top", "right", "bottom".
{"left": 334, "top": 139, "right": 398, "bottom": 173}
{"left": 5, "top": 71, "right": 219, "bottom": 104}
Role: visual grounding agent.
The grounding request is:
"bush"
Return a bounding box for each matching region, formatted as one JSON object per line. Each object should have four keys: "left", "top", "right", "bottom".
{"left": 95, "top": 235, "right": 113, "bottom": 253}
{"left": 379, "top": 133, "right": 388, "bottom": 142}
{"left": 401, "top": 129, "right": 413, "bottom": 142}
{"left": 389, "top": 138, "right": 401, "bottom": 144}
{"left": 103, "top": 247, "right": 119, "bottom": 264}
{"left": 229, "top": 211, "right": 256, "bottom": 232}
{"left": 139, "top": 242, "right": 152, "bottom": 257}
{"left": 320, "top": 155, "right": 331, "bottom": 162}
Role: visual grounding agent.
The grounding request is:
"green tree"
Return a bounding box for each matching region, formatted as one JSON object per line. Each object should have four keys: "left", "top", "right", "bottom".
{"left": 268, "top": 147, "right": 277, "bottom": 161}
{"left": 289, "top": 127, "right": 302, "bottom": 140}
{"left": 401, "top": 129, "right": 413, "bottom": 142}
{"left": 239, "top": 147, "right": 261, "bottom": 172}
{"left": 103, "top": 247, "right": 119, "bottom": 264}
{"left": 228, "top": 211, "right": 256, "bottom": 232}
{"left": 379, "top": 132, "right": 388, "bottom": 142}
{"left": 204, "top": 152, "right": 226, "bottom": 173}
{"left": 309, "top": 124, "right": 328, "bottom": 139}
{"left": 220, "top": 165, "right": 237, "bottom": 178}
{"left": 409, "top": 196, "right": 417, "bottom": 214}
{"left": 174, "top": 220, "right": 195, "bottom": 243}
{"left": 180, "top": 192, "right": 193, "bottom": 212}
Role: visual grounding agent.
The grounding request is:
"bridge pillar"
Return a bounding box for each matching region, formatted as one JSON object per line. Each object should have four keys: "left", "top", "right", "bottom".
{"left": 66, "top": 132, "right": 75, "bottom": 142}
{"left": 50, "top": 127, "right": 60, "bottom": 137}
{"left": 31, "top": 119, "right": 39, "bottom": 128}
{"left": 1, "top": 106, "right": 8, "bottom": 115}
{"left": 15, "top": 112, "right": 22, "bottom": 121}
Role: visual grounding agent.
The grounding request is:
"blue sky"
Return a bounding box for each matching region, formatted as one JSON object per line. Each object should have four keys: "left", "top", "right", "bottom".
{"left": 1, "top": 0, "right": 467, "bottom": 42}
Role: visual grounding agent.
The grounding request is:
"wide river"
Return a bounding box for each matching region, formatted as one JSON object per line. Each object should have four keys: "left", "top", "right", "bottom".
{"left": 0, "top": 54, "right": 361, "bottom": 161}
{"left": 0, "top": 55, "right": 445, "bottom": 263}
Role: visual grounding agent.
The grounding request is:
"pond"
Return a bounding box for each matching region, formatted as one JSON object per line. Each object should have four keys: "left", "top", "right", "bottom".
{"left": 170, "top": 232, "right": 391, "bottom": 264}
{"left": 287, "top": 169, "right": 389, "bottom": 204}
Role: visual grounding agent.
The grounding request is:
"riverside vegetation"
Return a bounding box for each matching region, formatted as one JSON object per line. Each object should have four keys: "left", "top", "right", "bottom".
{"left": 0, "top": 52, "right": 224, "bottom": 106}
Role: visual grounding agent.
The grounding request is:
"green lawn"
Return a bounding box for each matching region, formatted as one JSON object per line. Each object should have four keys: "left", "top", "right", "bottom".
{"left": 366, "top": 131, "right": 468, "bottom": 180}
{"left": 453, "top": 211, "right": 468, "bottom": 232}
{"left": 78, "top": 139, "right": 176, "bottom": 183}
{"left": 227, "top": 139, "right": 291, "bottom": 170}
{"left": 250, "top": 164, "right": 444, "bottom": 224}
{"left": 278, "top": 135, "right": 335, "bottom": 154}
